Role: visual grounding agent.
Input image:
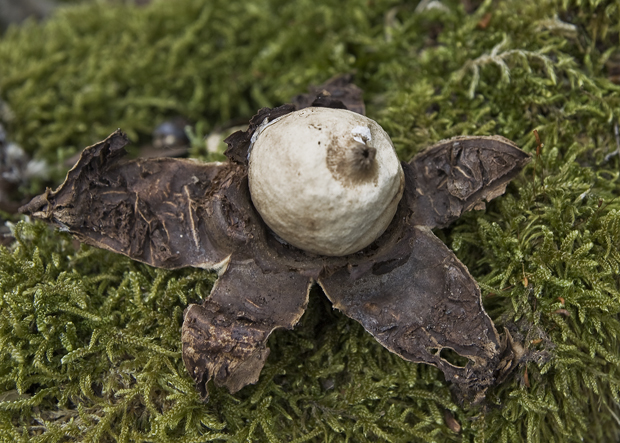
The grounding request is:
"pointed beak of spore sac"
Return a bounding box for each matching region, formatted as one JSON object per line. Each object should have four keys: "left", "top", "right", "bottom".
{"left": 352, "top": 142, "right": 376, "bottom": 171}
{"left": 346, "top": 142, "right": 378, "bottom": 182}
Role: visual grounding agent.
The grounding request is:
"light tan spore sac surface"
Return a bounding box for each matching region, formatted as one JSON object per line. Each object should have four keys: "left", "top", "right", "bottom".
{"left": 248, "top": 107, "right": 404, "bottom": 256}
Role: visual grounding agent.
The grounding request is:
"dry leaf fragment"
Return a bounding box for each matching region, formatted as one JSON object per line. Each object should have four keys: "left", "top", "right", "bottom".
{"left": 444, "top": 409, "right": 461, "bottom": 433}
{"left": 477, "top": 12, "right": 492, "bottom": 29}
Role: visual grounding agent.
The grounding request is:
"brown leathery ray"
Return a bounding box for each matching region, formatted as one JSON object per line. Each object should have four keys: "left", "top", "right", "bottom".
{"left": 182, "top": 259, "right": 312, "bottom": 398}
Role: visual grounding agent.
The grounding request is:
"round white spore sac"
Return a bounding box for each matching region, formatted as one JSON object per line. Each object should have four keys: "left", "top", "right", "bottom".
{"left": 248, "top": 107, "right": 404, "bottom": 256}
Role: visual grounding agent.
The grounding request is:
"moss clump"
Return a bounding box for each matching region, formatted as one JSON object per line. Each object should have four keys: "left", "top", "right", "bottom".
{"left": 1, "top": 0, "right": 620, "bottom": 441}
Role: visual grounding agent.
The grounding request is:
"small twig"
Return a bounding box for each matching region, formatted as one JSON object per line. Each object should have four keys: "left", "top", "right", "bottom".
{"left": 604, "top": 123, "right": 620, "bottom": 162}
{"left": 523, "top": 365, "right": 530, "bottom": 388}
{"left": 604, "top": 402, "right": 620, "bottom": 427}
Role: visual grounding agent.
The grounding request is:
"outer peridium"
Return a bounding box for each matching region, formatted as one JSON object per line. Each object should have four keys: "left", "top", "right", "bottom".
{"left": 21, "top": 94, "right": 529, "bottom": 402}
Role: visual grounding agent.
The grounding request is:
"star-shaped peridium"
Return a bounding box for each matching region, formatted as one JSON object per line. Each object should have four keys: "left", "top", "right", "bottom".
{"left": 21, "top": 78, "right": 529, "bottom": 403}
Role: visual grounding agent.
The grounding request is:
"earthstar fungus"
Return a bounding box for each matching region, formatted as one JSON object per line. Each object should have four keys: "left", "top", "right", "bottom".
{"left": 21, "top": 79, "right": 530, "bottom": 403}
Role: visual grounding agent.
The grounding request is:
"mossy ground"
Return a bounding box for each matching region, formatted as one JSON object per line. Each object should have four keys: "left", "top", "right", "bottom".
{"left": 1, "top": 0, "right": 620, "bottom": 441}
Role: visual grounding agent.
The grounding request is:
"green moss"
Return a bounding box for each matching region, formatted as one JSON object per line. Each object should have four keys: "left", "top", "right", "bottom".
{"left": 1, "top": 0, "right": 620, "bottom": 441}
